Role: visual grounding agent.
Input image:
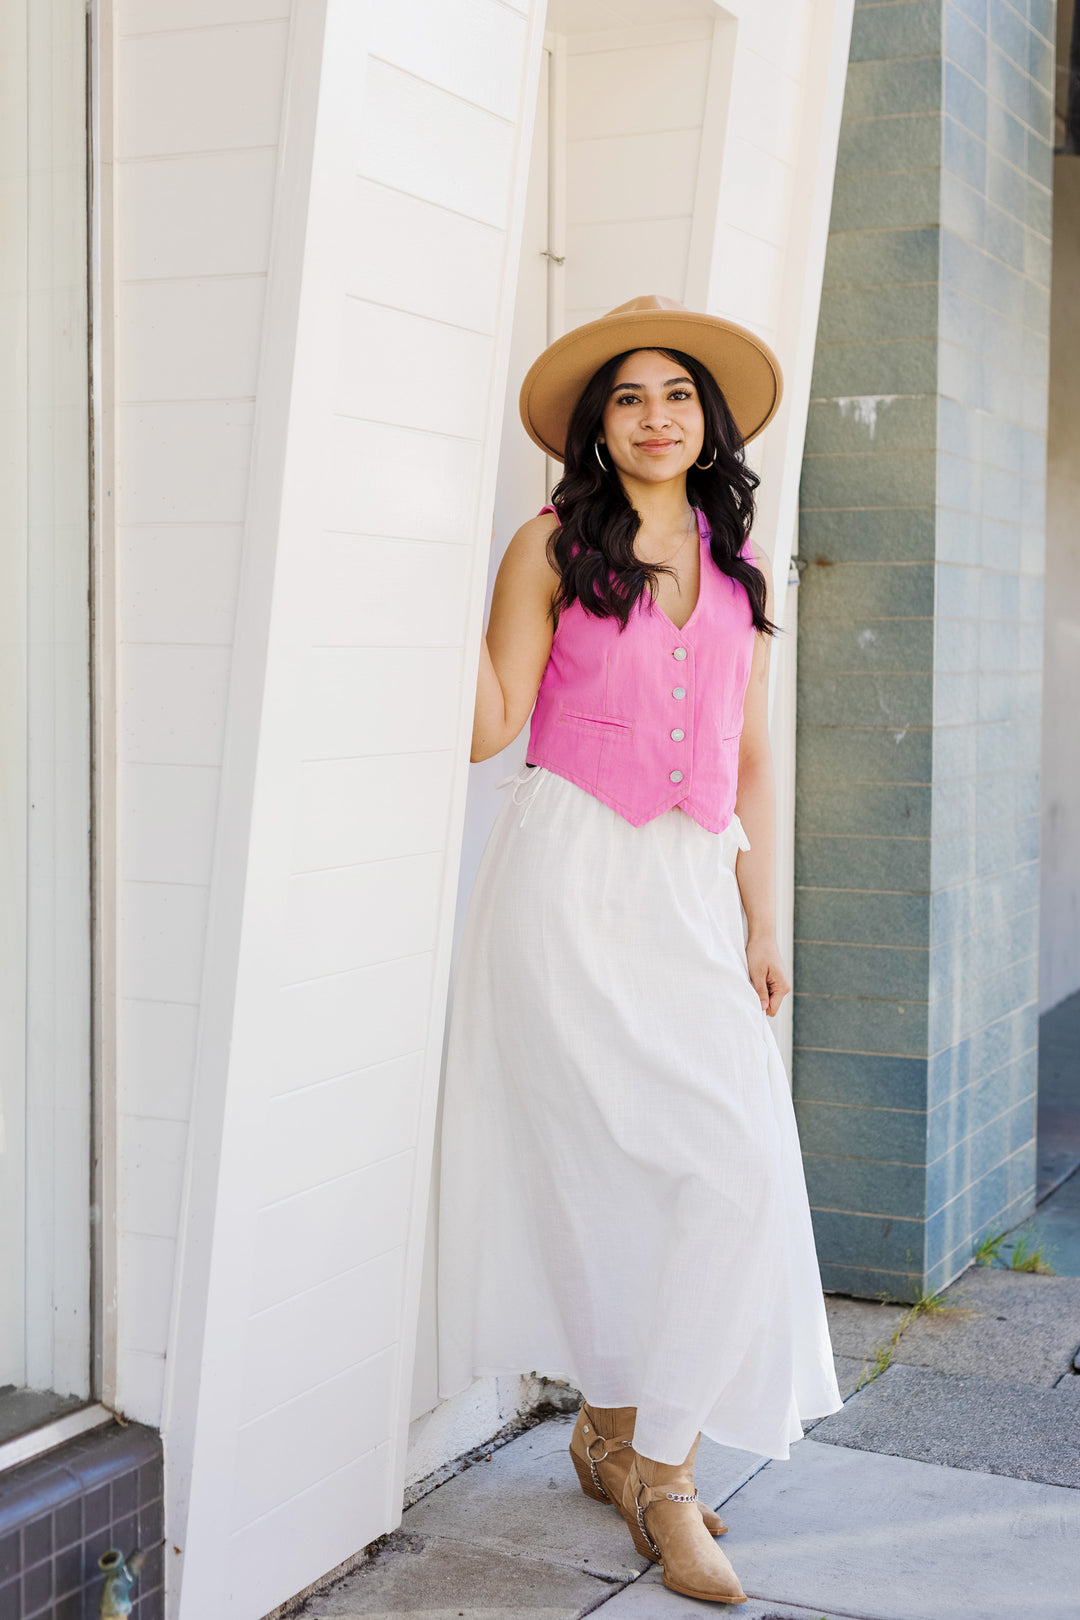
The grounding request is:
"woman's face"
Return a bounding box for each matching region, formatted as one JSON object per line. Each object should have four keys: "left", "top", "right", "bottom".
{"left": 598, "top": 349, "right": 706, "bottom": 486}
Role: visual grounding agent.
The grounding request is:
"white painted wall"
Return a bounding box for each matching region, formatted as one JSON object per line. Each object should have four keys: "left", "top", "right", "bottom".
{"left": 561, "top": 14, "right": 718, "bottom": 327}
{"left": 111, "top": 0, "right": 291, "bottom": 1425}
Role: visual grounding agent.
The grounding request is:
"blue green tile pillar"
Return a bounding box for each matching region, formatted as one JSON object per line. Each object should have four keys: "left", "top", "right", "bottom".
{"left": 794, "top": 0, "right": 1052, "bottom": 1300}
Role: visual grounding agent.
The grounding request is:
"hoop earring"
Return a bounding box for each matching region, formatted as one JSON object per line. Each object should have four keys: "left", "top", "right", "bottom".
{"left": 594, "top": 440, "right": 609, "bottom": 471}
{"left": 694, "top": 449, "right": 715, "bottom": 470}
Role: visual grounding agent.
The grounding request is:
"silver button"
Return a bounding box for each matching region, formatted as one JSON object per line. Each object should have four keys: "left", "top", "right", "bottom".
{"left": 669, "top": 770, "right": 684, "bottom": 783}
{"left": 673, "top": 647, "right": 687, "bottom": 660}
{"left": 672, "top": 686, "right": 686, "bottom": 700}
{"left": 670, "top": 728, "right": 684, "bottom": 741}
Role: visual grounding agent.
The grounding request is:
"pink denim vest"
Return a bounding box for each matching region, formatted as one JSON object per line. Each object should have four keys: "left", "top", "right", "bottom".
{"left": 526, "top": 506, "right": 757, "bottom": 832}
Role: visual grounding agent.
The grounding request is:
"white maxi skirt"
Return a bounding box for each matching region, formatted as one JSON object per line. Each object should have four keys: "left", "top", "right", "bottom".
{"left": 437, "top": 764, "right": 843, "bottom": 1466}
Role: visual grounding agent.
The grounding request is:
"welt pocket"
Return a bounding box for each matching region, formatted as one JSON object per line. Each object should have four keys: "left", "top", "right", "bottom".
{"left": 558, "top": 706, "right": 633, "bottom": 737}
{"left": 721, "top": 729, "right": 742, "bottom": 746}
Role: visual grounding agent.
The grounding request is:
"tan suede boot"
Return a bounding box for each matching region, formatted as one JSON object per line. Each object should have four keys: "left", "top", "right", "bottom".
{"left": 569, "top": 1405, "right": 728, "bottom": 1535}
{"left": 619, "top": 1438, "right": 747, "bottom": 1604}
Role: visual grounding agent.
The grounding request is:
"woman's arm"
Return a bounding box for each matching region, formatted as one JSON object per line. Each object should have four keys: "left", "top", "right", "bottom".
{"left": 733, "top": 597, "right": 792, "bottom": 1017}
{"left": 471, "top": 513, "right": 561, "bottom": 762}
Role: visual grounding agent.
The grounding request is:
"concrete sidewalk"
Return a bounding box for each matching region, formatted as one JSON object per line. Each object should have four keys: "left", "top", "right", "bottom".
{"left": 289, "top": 1257, "right": 1080, "bottom": 1620}
{"left": 293, "top": 996, "right": 1080, "bottom": 1619}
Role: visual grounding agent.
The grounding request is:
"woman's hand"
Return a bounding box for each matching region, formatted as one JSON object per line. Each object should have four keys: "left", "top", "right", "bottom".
{"left": 746, "top": 933, "right": 791, "bottom": 1017}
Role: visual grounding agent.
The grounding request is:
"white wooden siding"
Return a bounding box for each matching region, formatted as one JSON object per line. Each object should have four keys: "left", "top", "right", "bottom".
{"left": 158, "top": 3, "right": 545, "bottom": 1613}
{"left": 113, "top": 0, "right": 291, "bottom": 1425}
{"left": 563, "top": 26, "right": 714, "bottom": 326}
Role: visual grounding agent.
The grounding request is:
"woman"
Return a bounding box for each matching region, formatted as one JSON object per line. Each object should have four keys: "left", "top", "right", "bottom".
{"left": 437, "top": 295, "right": 842, "bottom": 1606}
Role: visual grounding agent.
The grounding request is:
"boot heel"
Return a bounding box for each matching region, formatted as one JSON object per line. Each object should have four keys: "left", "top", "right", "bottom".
{"left": 570, "top": 1445, "right": 610, "bottom": 1504}
{"left": 620, "top": 1509, "right": 661, "bottom": 1564}
{"left": 616, "top": 1494, "right": 661, "bottom": 1564}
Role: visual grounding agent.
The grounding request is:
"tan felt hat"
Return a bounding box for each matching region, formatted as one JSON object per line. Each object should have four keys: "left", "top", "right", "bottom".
{"left": 519, "top": 293, "right": 783, "bottom": 461}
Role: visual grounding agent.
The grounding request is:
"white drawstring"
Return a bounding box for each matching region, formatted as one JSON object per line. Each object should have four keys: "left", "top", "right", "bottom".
{"left": 729, "top": 812, "right": 751, "bottom": 853}
{"left": 496, "top": 763, "right": 548, "bottom": 828}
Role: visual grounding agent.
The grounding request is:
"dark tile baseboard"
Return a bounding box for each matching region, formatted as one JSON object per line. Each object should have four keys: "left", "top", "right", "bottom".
{"left": 0, "top": 1420, "right": 163, "bottom": 1619}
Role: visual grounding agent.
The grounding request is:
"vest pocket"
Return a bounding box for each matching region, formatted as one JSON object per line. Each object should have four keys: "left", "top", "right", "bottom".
{"left": 558, "top": 706, "right": 633, "bottom": 739}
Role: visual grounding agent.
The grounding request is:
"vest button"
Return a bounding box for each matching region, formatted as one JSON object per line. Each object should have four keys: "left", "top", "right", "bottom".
{"left": 670, "top": 728, "right": 684, "bottom": 741}
{"left": 672, "top": 686, "right": 686, "bottom": 700}
{"left": 669, "top": 770, "right": 684, "bottom": 783}
{"left": 673, "top": 646, "right": 687, "bottom": 660}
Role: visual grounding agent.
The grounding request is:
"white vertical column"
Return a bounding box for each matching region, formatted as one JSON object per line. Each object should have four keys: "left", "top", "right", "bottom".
{"left": 163, "top": 3, "right": 547, "bottom": 1614}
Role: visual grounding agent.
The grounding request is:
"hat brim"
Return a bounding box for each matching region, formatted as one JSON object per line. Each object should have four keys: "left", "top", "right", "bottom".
{"left": 518, "top": 309, "right": 782, "bottom": 461}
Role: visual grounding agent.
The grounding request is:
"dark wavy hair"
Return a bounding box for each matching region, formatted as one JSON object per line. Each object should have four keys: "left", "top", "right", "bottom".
{"left": 547, "top": 347, "right": 774, "bottom": 635}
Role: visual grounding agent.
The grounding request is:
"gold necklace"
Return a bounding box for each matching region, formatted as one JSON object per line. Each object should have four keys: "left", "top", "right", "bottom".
{"left": 640, "top": 508, "right": 697, "bottom": 570}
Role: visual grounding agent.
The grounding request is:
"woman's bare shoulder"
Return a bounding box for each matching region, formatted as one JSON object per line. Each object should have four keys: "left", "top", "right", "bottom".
{"left": 514, "top": 508, "right": 561, "bottom": 542}
{"left": 503, "top": 510, "right": 562, "bottom": 580}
